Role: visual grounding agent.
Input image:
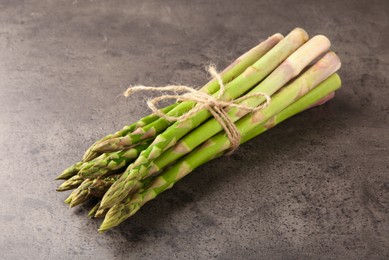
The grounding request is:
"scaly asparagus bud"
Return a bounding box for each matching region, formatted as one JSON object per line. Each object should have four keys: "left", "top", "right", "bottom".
{"left": 55, "top": 162, "right": 83, "bottom": 180}
{"left": 56, "top": 175, "right": 84, "bottom": 192}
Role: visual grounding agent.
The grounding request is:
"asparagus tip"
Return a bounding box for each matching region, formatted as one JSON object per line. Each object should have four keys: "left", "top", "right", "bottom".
{"left": 64, "top": 196, "right": 73, "bottom": 204}
{"left": 92, "top": 141, "right": 111, "bottom": 153}
{"left": 92, "top": 137, "right": 125, "bottom": 153}
{"left": 82, "top": 150, "right": 98, "bottom": 162}
{"left": 55, "top": 172, "right": 72, "bottom": 180}
{"left": 98, "top": 220, "right": 115, "bottom": 233}
{"left": 98, "top": 228, "right": 107, "bottom": 234}
{"left": 88, "top": 202, "right": 101, "bottom": 218}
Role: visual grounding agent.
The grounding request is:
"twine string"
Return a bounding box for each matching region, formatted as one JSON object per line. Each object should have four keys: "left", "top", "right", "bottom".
{"left": 123, "top": 65, "right": 271, "bottom": 153}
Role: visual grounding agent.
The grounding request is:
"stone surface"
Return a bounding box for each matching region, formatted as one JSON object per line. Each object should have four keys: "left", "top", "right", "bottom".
{"left": 0, "top": 0, "right": 388, "bottom": 259}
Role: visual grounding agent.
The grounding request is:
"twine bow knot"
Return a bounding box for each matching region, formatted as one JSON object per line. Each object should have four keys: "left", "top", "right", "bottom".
{"left": 124, "top": 65, "right": 271, "bottom": 153}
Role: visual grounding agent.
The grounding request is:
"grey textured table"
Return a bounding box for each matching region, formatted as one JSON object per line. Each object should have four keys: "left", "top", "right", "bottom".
{"left": 1, "top": 0, "right": 388, "bottom": 259}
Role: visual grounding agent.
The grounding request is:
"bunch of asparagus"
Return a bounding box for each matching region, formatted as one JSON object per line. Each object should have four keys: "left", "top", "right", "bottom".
{"left": 56, "top": 28, "right": 342, "bottom": 232}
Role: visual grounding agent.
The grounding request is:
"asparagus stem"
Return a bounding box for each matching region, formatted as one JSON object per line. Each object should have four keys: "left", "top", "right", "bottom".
{"left": 241, "top": 92, "right": 336, "bottom": 142}
{"left": 93, "top": 33, "right": 285, "bottom": 153}
{"left": 98, "top": 28, "right": 310, "bottom": 210}
{"left": 99, "top": 72, "right": 342, "bottom": 232}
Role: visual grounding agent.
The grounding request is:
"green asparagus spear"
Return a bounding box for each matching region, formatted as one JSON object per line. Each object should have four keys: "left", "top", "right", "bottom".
{"left": 124, "top": 38, "right": 334, "bottom": 188}
{"left": 98, "top": 28, "right": 311, "bottom": 210}
{"left": 99, "top": 71, "right": 342, "bottom": 232}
